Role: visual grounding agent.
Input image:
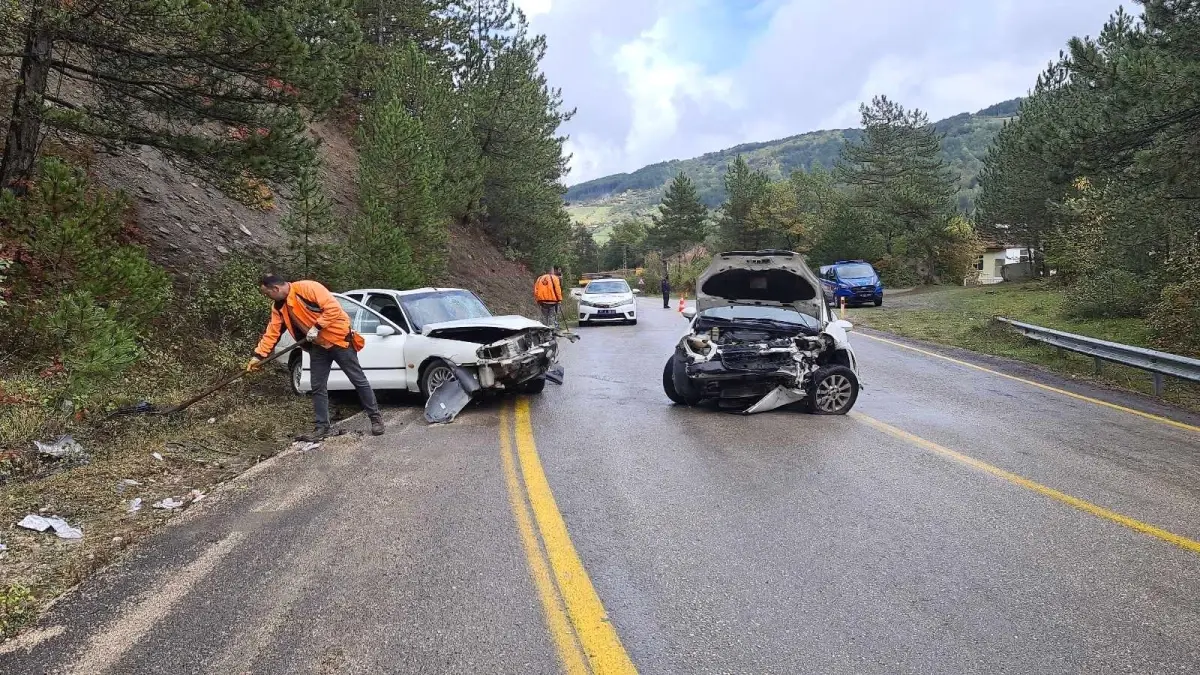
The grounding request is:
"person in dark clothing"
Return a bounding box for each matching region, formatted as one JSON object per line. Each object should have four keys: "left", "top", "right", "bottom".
{"left": 661, "top": 275, "right": 671, "bottom": 309}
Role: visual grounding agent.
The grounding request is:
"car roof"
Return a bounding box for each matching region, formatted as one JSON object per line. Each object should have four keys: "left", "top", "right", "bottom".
{"left": 342, "top": 287, "right": 467, "bottom": 296}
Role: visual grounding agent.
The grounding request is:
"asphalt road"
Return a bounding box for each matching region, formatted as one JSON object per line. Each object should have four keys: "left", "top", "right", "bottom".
{"left": 4, "top": 298, "right": 1200, "bottom": 674}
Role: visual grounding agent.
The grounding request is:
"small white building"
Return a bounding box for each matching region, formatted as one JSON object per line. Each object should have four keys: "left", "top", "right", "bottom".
{"left": 970, "top": 240, "right": 1027, "bottom": 285}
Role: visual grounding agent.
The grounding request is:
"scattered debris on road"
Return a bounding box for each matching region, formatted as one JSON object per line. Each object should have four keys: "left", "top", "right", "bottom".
{"left": 17, "top": 515, "right": 83, "bottom": 540}
{"left": 127, "top": 498, "right": 143, "bottom": 513}
{"left": 151, "top": 452, "right": 164, "bottom": 461}
{"left": 152, "top": 497, "right": 184, "bottom": 510}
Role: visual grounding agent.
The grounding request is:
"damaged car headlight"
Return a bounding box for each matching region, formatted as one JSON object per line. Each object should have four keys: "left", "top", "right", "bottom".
{"left": 685, "top": 335, "right": 715, "bottom": 355}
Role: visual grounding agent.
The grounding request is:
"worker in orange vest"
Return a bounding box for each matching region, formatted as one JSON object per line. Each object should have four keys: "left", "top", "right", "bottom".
{"left": 534, "top": 265, "right": 563, "bottom": 328}
{"left": 247, "top": 275, "right": 385, "bottom": 440}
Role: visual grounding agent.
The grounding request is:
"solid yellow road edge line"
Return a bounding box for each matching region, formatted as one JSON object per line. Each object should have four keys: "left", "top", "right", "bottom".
{"left": 515, "top": 398, "right": 639, "bottom": 675}
{"left": 858, "top": 332, "right": 1200, "bottom": 433}
{"left": 851, "top": 412, "right": 1200, "bottom": 555}
{"left": 500, "top": 405, "right": 591, "bottom": 675}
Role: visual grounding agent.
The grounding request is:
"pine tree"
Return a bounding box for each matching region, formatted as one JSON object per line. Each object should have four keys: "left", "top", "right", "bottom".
{"left": 836, "top": 95, "right": 958, "bottom": 280}
{"left": 717, "top": 156, "right": 769, "bottom": 249}
{"left": 455, "top": 0, "right": 575, "bottom": 269}
{"left": 648, "top": 172, "right": 708, "bottom": 259}
{"left": 0, "top": 0, "right": 361, "bottom": 194}
{"left": 281, "top": 162, "right": 336, "bottom": 279}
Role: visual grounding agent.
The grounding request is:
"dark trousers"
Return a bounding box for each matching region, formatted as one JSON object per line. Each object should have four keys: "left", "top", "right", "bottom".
{"left": 662, "top": 290, "right": 670, "bottom": 308}
{"left": 310, "top": 344, "right": 381, "bottom": 427}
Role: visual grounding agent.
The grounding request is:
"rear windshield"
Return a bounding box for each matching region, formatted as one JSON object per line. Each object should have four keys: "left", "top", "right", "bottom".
{"left": 836, "top": 264, "right": 875, "bottom": 278}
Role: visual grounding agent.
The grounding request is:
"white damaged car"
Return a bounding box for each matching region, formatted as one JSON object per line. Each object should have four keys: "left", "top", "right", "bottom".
{"left": 663, "top": 250, "right": 861, "bottom": 415}
{"left": 277, "top": 287, "right": 569, "bottom": 422}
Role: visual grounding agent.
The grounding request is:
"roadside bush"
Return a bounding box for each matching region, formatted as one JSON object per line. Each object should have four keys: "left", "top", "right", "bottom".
{"left": 1061, "top": 268, "right": 1155, "bottom": 320}
{"left": 0, "top": 584, "right": 36, "bottom": 639}
{"left": 33, "top": 292, "right": 141, "bottom": 396}
{"left": 0, "top": 157, "right": 170, "bottom": 400}
{"left": 0, "top": 157, "right": 170, "bottom": 324}
{"left": 872, "top": 255, "right": 921, "bottom": 288}
{"left": 187, "top": 256, "right": 271, "bottom": 344}
{"left": 1147, "top": 278, "right": 1200, "bottom": 356}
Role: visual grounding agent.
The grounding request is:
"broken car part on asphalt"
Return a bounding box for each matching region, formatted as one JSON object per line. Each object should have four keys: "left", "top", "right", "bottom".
{"left": 663, "top": 250, "right": 862, "bottom": 415}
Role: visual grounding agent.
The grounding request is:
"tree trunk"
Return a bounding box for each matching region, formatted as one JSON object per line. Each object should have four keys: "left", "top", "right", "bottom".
{"left": 1, "top": 6, "right": 53, "bottom": 195}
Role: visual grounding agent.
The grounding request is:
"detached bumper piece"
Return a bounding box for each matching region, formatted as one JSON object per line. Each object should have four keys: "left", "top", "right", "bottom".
{"left": 424, "top": 364, "right": 482, "bottom": 424}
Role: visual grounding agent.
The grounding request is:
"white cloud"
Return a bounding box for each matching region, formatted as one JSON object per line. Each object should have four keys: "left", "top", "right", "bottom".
{"left": 529, "top": 0, "right": 1122, "bottom": 184}
{"left": 612, "top": 17, "right": 740, "bottom": 165}
{"left": 513, "top": 0, "right": 553, "bottom": 20}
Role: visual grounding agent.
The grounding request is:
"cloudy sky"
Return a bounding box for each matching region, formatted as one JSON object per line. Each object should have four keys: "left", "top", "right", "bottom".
{"left": 513, "top": 0, "right": 1127, "bottom": 186}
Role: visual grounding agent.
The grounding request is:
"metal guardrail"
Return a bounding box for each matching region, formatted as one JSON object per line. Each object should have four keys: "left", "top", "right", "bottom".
{"left": 995, "top": 317, "right": 1200, "bottom": 396}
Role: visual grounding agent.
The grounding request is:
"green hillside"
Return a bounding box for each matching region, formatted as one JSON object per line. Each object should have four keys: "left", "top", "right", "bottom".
{"left": 566, "top": 98, "right": 1021, "bottom": 240}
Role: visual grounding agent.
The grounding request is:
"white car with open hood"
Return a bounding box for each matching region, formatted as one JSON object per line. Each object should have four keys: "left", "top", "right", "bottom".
{"left": 275, "top": 287, "right": 566, "bottom": 421}
{"left": 663, "top": 250, "right": 861, "bottom": 415}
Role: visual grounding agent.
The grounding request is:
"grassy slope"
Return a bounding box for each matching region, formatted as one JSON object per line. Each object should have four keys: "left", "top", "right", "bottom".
{"left": 846, "top": 282, "right": 1199, "bottom": 412}
{"left": 564, "top": 98, "right": 1022, "bottom": 235}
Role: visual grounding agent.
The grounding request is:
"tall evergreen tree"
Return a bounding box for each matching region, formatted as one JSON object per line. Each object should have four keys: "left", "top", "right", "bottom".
{"left": 281, "top": 162, "right": 336, "bottom": 279}
{"left": 717, "top": 156, "right": 769, "bottom": 249}
{"left": 649, "top": 172, "right": 708, "bottom": 259}
{"left": 836, "top": 95, "right": 958, "bottom": 280}
{"left": 0, "top": 0, "right": 360, "bottom": 194}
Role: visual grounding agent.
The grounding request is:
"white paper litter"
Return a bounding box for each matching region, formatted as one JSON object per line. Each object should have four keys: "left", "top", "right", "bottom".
{"left": 17, "top": 514, "right": 83, "bottom": 539}
{"left": 127, "top": 498, "right": 143, "bottom": 513}
{"left": 152, "top": 498, "right": 184, "bottom": 510}
{"left": 35, "top": 435, "right": 88, "bottom": 460}
{"left": 151, "top": 452, "right": 164, "bottom": 461}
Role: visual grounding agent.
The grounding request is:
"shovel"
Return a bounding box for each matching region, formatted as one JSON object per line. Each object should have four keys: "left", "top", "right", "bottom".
{"left": 110, "top": 340, "right": 306, "bottom": 417}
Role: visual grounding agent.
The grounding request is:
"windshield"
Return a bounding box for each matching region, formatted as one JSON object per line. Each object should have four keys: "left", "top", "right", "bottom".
{"left": 836, "top": 263, "right": 875, "bottom": 279}
{"left": 584, "top": 280, "right": 630, "bottom": 294}
{"left": 700, "top": 305, "right": 821, "bottom": 331}
{"left": 398, "top": 290, "right": 491, "bottom": 330}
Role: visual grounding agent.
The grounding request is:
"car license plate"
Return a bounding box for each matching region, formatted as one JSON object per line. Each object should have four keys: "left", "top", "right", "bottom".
{"left": 598, "top": 309, "right": 615, "bottom": 314}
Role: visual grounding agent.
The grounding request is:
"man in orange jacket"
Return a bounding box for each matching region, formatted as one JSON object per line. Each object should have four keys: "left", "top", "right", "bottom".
{"left": 534, "top": 265, "right": 563, "bottom": 328}
{"left": 247, "top": 275, "right": 385, "bottom": 439}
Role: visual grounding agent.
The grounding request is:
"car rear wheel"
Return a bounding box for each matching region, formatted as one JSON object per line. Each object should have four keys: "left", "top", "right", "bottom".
{"left": 807, "top": 365, "right": 859, "bottom": 415}
{"left": 419, "top": 359, "right": 456, "bottom": 400}
{"left": 289, "top": 352, "right": 304, "bottom": 396}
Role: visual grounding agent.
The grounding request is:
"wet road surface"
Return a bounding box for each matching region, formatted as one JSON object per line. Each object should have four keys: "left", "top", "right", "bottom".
{"left": 4, "top": 298, "right": 1200, "bottom": 673}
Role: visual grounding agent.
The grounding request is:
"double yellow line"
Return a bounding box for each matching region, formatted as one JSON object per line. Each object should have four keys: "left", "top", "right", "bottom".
{"left": 500, "top": 399, "right": 638, "bottom": 675}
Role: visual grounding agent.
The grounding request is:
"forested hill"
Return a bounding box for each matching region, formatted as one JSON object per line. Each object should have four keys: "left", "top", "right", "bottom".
{"left": 565, "top": 98, "right": 1022, "bottom": 235}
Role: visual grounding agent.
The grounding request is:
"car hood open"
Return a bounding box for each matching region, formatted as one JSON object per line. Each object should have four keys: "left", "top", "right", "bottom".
{"left": 421, "top": 315, "right": 548, "bottom": 342}
{"left": 696, "top": 250, "right": 825, "bottom": 317}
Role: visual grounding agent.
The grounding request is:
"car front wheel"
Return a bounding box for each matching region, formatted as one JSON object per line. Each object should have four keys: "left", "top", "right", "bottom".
{"left": 519, "top": 377, "right": 547, "bottom": 394}
{"left": 807, "top": 365, "right": 859, "bottom": 415}
{"left": 420, "top": 359, "right": 457, "bottom": 400}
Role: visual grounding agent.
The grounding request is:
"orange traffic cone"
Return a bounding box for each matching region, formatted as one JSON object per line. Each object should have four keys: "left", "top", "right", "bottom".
{"left": 678, "top": 294, "right": 686, "bottom": 313}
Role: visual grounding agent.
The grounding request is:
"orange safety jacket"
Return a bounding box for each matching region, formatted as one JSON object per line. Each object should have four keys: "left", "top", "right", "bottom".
{"left": 253, "top": 280, "right": 363, "bottom": 359}
{"left": 534, "top": 273, "right": 562, "bottom": 304}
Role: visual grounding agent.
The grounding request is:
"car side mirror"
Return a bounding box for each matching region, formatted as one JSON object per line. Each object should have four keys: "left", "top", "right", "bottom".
{"left": 376, "top": 324, "right": 397, "bottom": 337}
{"left": 681, "top": 307, "right": 696, "bottom": 320}
{"left": 832, "top": 319, "right": 853, "bottom": 332}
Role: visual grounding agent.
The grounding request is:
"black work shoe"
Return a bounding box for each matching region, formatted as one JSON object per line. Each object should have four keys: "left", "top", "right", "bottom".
{"left": 369, "top": 416, "right": 385, "bottom": 436}
{"left": 297, "top": 425, "right": 331, "bottom": 442}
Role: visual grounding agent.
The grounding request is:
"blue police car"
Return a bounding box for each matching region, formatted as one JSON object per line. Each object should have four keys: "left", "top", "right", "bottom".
{"left": 819, "top": 260, "right": 884, "bottom": 308}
